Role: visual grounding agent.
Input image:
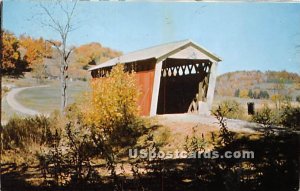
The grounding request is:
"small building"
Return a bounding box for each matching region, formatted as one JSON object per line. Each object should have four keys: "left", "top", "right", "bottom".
{"left": 89, "top": 40, "right": 221, "bottom": 116}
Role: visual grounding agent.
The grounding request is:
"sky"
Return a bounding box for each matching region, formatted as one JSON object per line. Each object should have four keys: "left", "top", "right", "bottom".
{"left": 4, "top": 1, "right": 300, "bottom": 74}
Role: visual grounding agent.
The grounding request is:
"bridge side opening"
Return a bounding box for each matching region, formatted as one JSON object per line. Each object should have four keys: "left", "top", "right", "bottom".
{"left": 156, "top": 58, "right": 211, "bottom": 114}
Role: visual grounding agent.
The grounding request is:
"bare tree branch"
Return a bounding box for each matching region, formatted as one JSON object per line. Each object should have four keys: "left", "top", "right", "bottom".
{"left": 46, "top": 40, "right": 62, "bottom": 56}
{"left": 65, "top": 48, "right": 74, "bottom": 62}
{"left": 40, "top": 0, "right": 78, "bottom": 113}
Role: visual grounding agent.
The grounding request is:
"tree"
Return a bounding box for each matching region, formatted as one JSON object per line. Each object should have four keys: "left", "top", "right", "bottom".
{"left": 19, "top": 35, "right": 52, "bottom": 66}
{"left": 82, "top": 64, "right": 140, "bottom": 130}
{"left": 40, "top": 0, "right": 78, "bottom": 113}
{"left": 74, "top": 42, "right": 121, "bottom": 70}
{"left": 259, "top": 90, "right": 269, "bottom": 99}
{"left": 81, "top": 64, "right": 145, "bottom": 148}
{"left": 239, "top": 89, "right": 249, "bottom": 98}
{"left": 80, "top": 64, "right": 145, "bottom": 187}
{"left": 19, "top": 35, "right": 52, "bottom": 81}
{"left": 2, "top": 31, "right": 22, "bottom": 75}
{"left": 234, "top": 89, "right": 240, "bottom": 97}
{"left": 248, "top": 89, "right": 253, "bottom": 98}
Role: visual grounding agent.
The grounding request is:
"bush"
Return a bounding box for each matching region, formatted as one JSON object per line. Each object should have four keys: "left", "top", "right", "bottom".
{"left": 38, "top": 115, "right": 99, "bottom": 186}
{"left": 252, "top": 105, "right": 300, "bottom": 130}
{"left": 252, "top": 105, "right": 278, "bottom": 127}
{"left": 296, "top": 95, "right": 300, "bottom": 102}
{"left": 2, "top": 86, "right": 10, "bottom": 96}
{"left": 82, "top": 64, "right": 145, "bottom": 149}
{"left": 3, "top": 115, "right": 54, "bottom": 149}
{"left": 212, "top": 100, "right": 245, "bottom": 120}
{"left": 153, "top": 126, "right": 171, "bottom": 147}
{"left": 279, "top": 106, "right": 300, "bottom": 130}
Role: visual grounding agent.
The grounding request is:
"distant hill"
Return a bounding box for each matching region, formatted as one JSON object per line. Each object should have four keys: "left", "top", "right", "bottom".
{"left": 215, "top": 70, "right": 300, "bottom": 100}
{"left": 44, "top": 42, "right": 122, "bottom": 80}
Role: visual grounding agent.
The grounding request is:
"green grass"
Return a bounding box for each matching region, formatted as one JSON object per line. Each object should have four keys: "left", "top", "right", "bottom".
{"left": 15, "top": 81, "right": 89, "bottom": 113}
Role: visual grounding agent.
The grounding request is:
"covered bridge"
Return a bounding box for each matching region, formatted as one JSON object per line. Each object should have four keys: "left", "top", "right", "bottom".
{"left": 89, "top": 40, "right": 221, "bottom": 116}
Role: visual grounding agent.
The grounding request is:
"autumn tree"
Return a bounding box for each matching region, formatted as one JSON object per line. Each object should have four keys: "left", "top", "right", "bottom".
{"left": 74, "top": 42, "right": 121, "bottom": 70}
{"left": 80, "top": 64, "right": 145, "bottom": 185}
{"left": 40, "top": 0, "right": 78, "bottom": 113}
{"left": 2, "top": 31, "right": 22, "bottom": 75}
{"left": 83, "top": 64, "right": 140, "bottom": 130}
{"left": 82, "top": 64, "right": 144, "bottom": 148}
{"left": 239, "top": 89, "right": 249, "bottom": 98}
{"left": 19, "top": 35, "right": 52, "bottom": 81}
{"left": 20, "top": 35, "right": 52, "bottom": 66}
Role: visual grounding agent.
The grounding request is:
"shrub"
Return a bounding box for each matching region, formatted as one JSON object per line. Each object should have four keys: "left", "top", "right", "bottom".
{"left": 184, "top": 126, "right": 206, "bottom": 153}
{"left": 3, "top": 115, "right": 54, "bottom": 149}
{"left": 82, "top": 64, "right": 145, "bottom": 149}
{"left": 153, "top": 126, "right": 171, "bottom": 147}
{"left": 252, "top": 104, "right": 300, "bottom": 130}
{"left": 296, "top": 95, "right": 300, "bottom": 103}
{"left": 252, "top": 105, "right": 278, "bottom": 127}
{"left": 212, "top": 106, "right": 234, "bottom": 147}
{"left": 38, "top": 115, "right": 99, "bottom": 186}
{"left": 279, "top": 106, "right": 300, "bottom": 130}
{"left": 212, "top": 100, "right": 245, "bottom": 120}
{"left": 2, "top": 86, "right": 10, "bottom": 96}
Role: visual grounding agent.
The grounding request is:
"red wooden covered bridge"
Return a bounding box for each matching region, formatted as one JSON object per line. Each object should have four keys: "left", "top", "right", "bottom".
{"left": 89, "top": 40, "right": 221, "bottom": 116}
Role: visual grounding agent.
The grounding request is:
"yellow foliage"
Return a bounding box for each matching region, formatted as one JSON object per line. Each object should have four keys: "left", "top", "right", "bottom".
{"left": 239, "top": 89, "right": 249, "bottom": 98}
{"left": 271, "top": 94, "right": 282, "bottom": 102}
{"left": 81, "top": 64, "right": 140, "bottom": 133}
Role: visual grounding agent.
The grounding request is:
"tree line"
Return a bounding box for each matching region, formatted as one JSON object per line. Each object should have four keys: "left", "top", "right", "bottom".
{"left": 1, "top": 31, "right": 121, "bottom": 78}
{"left": 234, "top": 89, "right": 270, "bottom": 99}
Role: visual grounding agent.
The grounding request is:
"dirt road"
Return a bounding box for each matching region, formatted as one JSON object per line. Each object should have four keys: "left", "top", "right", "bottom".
{"left": 6, "top": 86, "right": 48, "bottom": 116}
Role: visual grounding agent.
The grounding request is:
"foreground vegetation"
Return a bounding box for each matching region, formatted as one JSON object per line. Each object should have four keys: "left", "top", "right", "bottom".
{"left": 2, "top": 111, "right": 299, "bottom": 191}
{"left": 212, "top": 99, "right": 300, "bottom": 131}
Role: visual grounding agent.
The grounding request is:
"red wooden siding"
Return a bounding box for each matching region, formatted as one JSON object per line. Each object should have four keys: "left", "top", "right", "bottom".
{"left": 135, "top": 70, "right": 155, "bottom": 116}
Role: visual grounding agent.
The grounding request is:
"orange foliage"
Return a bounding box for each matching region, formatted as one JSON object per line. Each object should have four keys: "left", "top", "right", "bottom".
{"left": 74, "top": 42, "right": 122, "bottom": 69}
{"left": 19, "top": 35, "right": 52, "bottom": 67}
{"left": 2, "top": 31, "right": 21, "bottom": 72}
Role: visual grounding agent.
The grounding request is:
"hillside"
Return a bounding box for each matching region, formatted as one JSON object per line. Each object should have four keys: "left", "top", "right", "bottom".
{"left": 215, "top": 70, "right": 300, "bottom": 100}
{"left": 44, "top": 42, "right": 122, "bottom": 80}
{"left": 2, "top": 32, "right": 122, "bottom": 79}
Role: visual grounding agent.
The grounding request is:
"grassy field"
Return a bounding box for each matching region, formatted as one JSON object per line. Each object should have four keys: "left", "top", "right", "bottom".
{"left": 1, "top": 79, "right": 89, "bottom": 124}
{"left": 15, "top": 80, "right": 89, "bottom": 113}
{"left": 213, "top": 95, "right": 300, "bottom": 110}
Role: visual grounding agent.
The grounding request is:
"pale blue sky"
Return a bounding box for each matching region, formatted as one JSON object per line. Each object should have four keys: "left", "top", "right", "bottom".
{"left": 4, "top": 1, "right": 300, "bottom": 74}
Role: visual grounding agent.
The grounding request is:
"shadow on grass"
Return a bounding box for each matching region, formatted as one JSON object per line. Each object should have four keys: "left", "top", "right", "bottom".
{"left": 1, "top": 131, "right": 299, "bottom": 191}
